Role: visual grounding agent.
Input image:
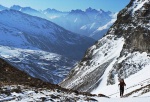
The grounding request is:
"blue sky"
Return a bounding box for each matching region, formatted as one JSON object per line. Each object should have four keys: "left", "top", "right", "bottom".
{"left": 0, "top": 0, "right": 130, "bottom": 12}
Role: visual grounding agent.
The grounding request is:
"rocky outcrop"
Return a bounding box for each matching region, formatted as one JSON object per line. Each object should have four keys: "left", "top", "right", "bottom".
{"left": 107, "top": 0, "right": 150, "bottom": 54}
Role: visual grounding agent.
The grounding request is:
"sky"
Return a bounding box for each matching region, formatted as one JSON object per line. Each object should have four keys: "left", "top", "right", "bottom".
{"left": 0, "top": 0, "right": 130, "bottom": 12}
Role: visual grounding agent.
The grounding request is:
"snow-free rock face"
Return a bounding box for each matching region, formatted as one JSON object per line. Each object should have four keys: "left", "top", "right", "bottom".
{"left": 60, "top": 0, "right": 150, "bottom": 93}
{"left": 0, "top": 10, "right": 95, "bottom": 84}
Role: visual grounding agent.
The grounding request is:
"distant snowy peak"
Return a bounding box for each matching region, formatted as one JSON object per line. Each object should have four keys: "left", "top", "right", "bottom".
{"left": 0, "top": 5, "right": 8, "bottom": 11}
{"left": 9, "top": 5, "right": 48, "bottom": 19}
{"left": 0, "top": 5, "right": 115, "bottom": 40}
{"left": 10, "top": 5, "right": 38, "bottom": 12}
{"left": 43, "top": 8, "right": 67, "bottom": 13}
{"left": 71, "top": 8, "right": 112, "bottom": 15}
{"left": 43, "top": 8, "right": 69, "bottom": 19}
{"left": 10, "top": 5, "right": 22, "bottom": 11}
{"left": 71, "top": 9, "right": 85, "bottom": 14}
{"left": 85, "top": 7, "right": 99, "bottom": 13}
{"left": 85, "top": 7, "right": 111, "bottom": 15}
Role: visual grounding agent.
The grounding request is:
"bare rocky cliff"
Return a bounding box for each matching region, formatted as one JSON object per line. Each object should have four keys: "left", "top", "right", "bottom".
{"left": 109, "top": 0, "right": 150, "bottom": 53}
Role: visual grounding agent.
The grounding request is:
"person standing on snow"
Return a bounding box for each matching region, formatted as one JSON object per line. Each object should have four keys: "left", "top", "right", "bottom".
{"left": 118, "top": 78, "right": 126, "bottom": 97}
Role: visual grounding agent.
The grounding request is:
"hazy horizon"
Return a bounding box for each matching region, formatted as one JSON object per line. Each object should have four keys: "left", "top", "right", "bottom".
{"left": 0, "top": 0, "right": 130, "bottom": 12}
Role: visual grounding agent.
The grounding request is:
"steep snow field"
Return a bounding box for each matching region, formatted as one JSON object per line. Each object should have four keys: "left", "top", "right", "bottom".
{"left": 60, "top": 35, "right": 125, "bottom": 91}
{"left": 92, "top": 53, "right": 150, "bottom": 97}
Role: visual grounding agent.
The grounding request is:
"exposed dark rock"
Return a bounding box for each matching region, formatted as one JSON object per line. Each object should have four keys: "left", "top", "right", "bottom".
{"left": 109, "top": 1, "right": 150, "bottom": 55}
{"left": 50, "top": 94, "right": 60, "bottom": 99}
{"left": 63, "top": 97, "right": 76, "bottom": 102}
{"left": 85, "top": 98, "right": 98, "bottom": 102}
{"left": 40, "top": 97, "right": 47, "bottom": 101}
{"left": 98, "top": 94, "right": 109, "bottom": 98}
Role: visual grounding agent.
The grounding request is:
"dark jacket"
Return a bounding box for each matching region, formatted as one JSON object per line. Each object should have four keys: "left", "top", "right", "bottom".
{"left": 118, "top": 80, "right": 126, "bottom": 89}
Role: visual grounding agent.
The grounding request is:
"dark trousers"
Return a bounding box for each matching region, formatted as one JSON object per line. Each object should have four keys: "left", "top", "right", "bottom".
{"left": 120, "top": 87, "right": 124, "bottom": 97}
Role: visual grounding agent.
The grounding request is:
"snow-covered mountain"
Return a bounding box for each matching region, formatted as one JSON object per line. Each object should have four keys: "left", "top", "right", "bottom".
{"left": 43, "top": 8, "right": 68, "bottom": 19}
{"left": 60, "top": 0, "right": 150, "bottom": 97}
{"left": 0, "top": 9, "right": 94, "bottom": 60}
{"left": 10, "top": 5, "right": 48, "bottom": 19}
{"left": 51, "top": 8, "right": 116, "bottom": 40}
{"left": 0, "top": 5, "right": 8, "bottom": 11}
{"left": 0, "top": 5, "right": 115, "bottom": 40}
{"left": 0, "top": 9, "right": 95, "bottom": 84}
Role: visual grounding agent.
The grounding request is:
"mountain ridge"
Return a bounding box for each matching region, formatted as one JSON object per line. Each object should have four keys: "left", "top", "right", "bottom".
{"left": 0, "top": 9, "right": 95, "bottom": 84}
{"left": 0, "top": 5, "right": 116, "bottom": 40}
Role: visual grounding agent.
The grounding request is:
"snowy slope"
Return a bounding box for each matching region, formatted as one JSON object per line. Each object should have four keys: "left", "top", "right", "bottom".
{"left": 92, "top": 52, "right": 150, "bottom": 97}
{"left": 1, "top": 85, "right": 150, "bottom": 102}
{"left": 60, "top": 35, "right": 125, "bottom": 91}
{"left": 0, "top": 9, "right": 95, "bottom": 84}
{"left": 60, "top": 0, "right": 150, "bottom": 97}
